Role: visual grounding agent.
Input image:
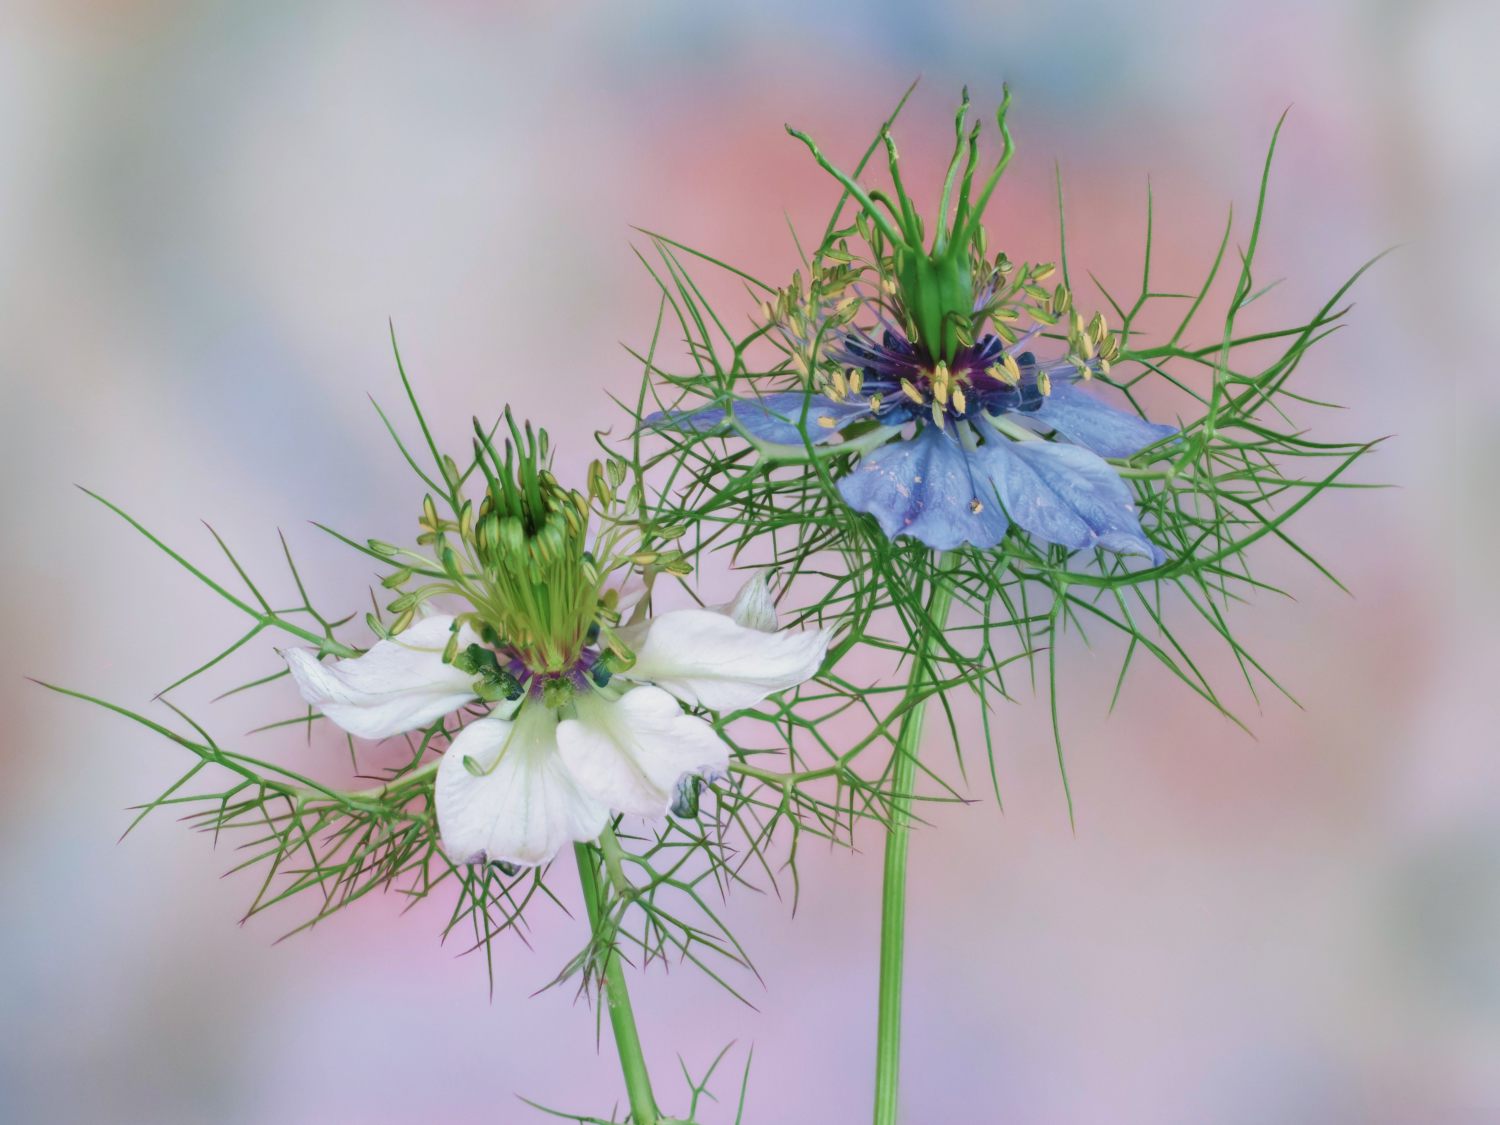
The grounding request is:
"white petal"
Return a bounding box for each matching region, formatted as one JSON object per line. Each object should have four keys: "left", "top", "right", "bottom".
{"left": 282, "top": 614, "right": 480, "bottom": 740}
{"left": 712, "top": 574, "right": 778, "bottom": 632}
{"left": 614, "top": 573, "right": 777, "bottom": 653}
{"left": 556, "top": 687, "right": 729, "bottom": 817}
{"left": 436, "top": 706, "right": 608, "bottom": 867}
{"left": 619, "top": 608, "right": 830, "bottom": 711}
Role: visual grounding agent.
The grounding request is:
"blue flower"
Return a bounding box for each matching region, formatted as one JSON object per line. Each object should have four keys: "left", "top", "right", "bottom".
{"left": 650, "top": 320, "right": 1176, "bottom": 563}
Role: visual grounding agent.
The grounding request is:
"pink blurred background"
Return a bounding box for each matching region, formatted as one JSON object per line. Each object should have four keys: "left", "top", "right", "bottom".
{"left": 3, "top": 2, "right": 1497, "bottom": 1122}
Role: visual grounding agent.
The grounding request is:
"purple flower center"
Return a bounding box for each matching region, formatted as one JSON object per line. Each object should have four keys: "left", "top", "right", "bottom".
{"left": 831, "top": 326, "right": 1049, "bottom": 427}
{"left": 507, "top": 647, "right": 604, "bottom": 700}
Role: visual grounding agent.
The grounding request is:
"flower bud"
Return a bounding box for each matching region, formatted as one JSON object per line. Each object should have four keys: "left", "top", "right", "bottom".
{"left": 670, "top": 774, "right": 705, "bottom": 819}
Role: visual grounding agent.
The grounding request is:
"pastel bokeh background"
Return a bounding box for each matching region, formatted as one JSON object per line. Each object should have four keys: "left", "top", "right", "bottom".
{"left": 3, "top": 2, "right": 1497, "bottom": 1122}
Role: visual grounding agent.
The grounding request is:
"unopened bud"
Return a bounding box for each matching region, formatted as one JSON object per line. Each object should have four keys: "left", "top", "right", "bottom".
{"left": 670, "top": 774, "right": 705, "bottom": 819}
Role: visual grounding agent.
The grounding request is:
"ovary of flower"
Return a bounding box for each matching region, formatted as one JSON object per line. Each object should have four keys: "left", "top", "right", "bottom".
{"left": 283, "top": 576, "right": 829, "bottom": 868}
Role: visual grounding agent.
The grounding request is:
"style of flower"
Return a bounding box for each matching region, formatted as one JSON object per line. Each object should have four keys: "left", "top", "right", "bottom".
{"left": 651, "top": 318, "right": 1176, "bottom": 561}
{"left": 285, "top": 576, "right": 828, "bottom": 868}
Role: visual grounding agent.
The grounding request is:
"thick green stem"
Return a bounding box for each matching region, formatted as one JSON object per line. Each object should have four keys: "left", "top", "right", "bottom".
{"left": 575, "top": 836, "right": 660, "bottom": 1125}
{"left": 873, "top": 554, "right": 959, "bottom": 1125}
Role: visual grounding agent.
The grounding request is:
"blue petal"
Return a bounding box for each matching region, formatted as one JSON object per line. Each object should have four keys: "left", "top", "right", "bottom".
{"left": 838, "top": 426, "right": 1008, "bottom": 550}
{"left": 645, "top": 393, "right": 868, "bottom": 446}
{"left": 1030, "top": 382, "right": 1177, "bottom": 459}
{"left": 974, "top": 434, "right": 1164, "bottom": 563}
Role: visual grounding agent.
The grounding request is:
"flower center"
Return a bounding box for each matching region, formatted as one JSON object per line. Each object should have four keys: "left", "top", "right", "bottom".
{"left": 515, "top": 644, "right": 610, "bottom": 708}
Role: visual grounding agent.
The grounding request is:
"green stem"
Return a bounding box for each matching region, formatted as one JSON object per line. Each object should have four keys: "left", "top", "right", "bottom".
{"left": 873, "top": 553, "right": 959, "bottom": 1125}
{"left": 575, "top": 836, "right": 660, "bottom": 1125}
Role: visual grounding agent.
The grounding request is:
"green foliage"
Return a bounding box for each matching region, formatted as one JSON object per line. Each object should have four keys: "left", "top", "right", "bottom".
{"left": 630, "top": 97, "right": 1383, "bottom": 826}
{"left": 40, "top": 330, "right": 875, "bottom": 1007}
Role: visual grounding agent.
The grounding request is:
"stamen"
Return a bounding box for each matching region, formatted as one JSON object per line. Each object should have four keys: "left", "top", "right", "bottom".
{"left": 1037, "top": 370, "right": 1052, "bottom": 396}
{"left": 969, "top": 498, "right": 984, "bottom": 513}
{"left": 952, "top": 386, "right": 968, "bottom": 415}
{"left": 816, "top": 416, "right": 838, "bottom": 428}
{"left": 930, "top": 402, "right": 945, "bottom": 429}
{"left": 901, "top": 378, "right": 925, "bottom": 405}
{"left": 1089, "top": 311, "right": 1108, "bottom": 345}
{"left": 991, "top": 353, "right": 1021, "bottom": 385}
{"left": 848, "top": 368, "right": 863, "bottom": 394}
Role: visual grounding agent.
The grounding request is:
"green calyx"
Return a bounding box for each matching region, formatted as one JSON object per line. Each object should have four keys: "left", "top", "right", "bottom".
{"left": 384, "top": 409, "right": 613, "bottom": 677}
{"left": 463, "top": 411, "right": 601, "bottom": 674}
{"left": 379, "top": 404, "right": 685, "bottom": 688}
{"left": 787, "top": 85, "right": 1015, "bottom": 365}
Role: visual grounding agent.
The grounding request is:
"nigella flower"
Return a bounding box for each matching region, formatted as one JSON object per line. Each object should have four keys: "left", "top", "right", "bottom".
{"left": 652, "top": 88, "right": 1176, "bottom": 563}
{"left": 283, "top": 415, "right": 830, "bottom": 868}
{"left": 287, "top": 576, "right": 826, "bottom": 868}
{"left": 652, "top": 320, "right": 1175, "bottom": 562}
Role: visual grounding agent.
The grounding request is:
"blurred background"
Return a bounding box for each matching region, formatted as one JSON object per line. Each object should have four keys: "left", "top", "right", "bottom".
{"left": 3, "top": 1, "right": 1497, "bottom": 1122}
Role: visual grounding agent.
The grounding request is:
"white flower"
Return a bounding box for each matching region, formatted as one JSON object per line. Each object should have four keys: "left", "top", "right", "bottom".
{"left": 284, "top": 576, "right": 829, "bottom": 867}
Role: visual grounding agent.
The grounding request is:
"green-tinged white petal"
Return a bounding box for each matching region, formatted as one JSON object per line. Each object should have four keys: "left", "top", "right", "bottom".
{"left": 557, "top": 688, "right": 729, "bottom": 817}
{"left": 282, "top": 614, "right": 479, "bottom": 740}
{"left": 619, "top": 606, "right": 830, "bottom": 711}
{"left": 436, "top": 706, "right": 608, "bottom": 867}
{"left": 713, "top": 574, "right": 778, "bottom": 632}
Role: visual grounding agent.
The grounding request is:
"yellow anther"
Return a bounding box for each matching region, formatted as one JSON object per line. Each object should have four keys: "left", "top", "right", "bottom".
{"left": 901, "top": 379, "right": 925, "bottom": 405}
{"left": 831, "top": 368, "right": 849, "bottom": 400}
{"left": 1050, "top": 283, "right": 1072, "bottom": 317}
{"left": 952, "top": 386, "right": 968, "bottom": 415}
{"left": 930, "top": 402, "right": 945, "bottom": 429}
{"left": 816, "top": 415, "right": 838, "bottom": 428}
{"left": 869, "top": 392, "right": 883, "bottom": 413}
{"left": 1038, "top": 370, "right": 1052, "bottom": 396}
{"left": 1002, "top": 353, "right": 1022, "bottom": 384}
{"left": 932, "top": 369, "right": 950, "bottom": 407}
{"left": 969, "top": 498, "right": 985, "bottom": 514}
{"left": 848, "top": 368, "right": 863, "bottom": 395}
